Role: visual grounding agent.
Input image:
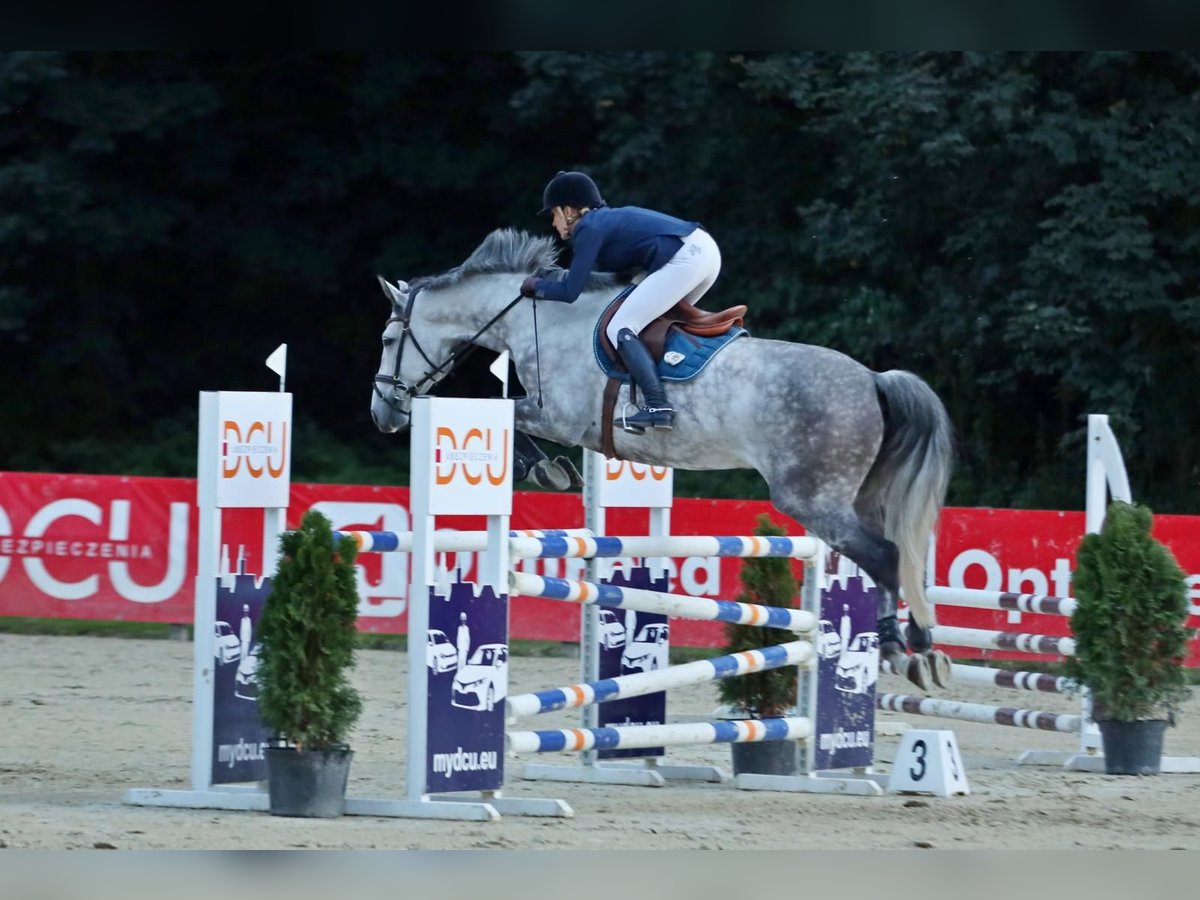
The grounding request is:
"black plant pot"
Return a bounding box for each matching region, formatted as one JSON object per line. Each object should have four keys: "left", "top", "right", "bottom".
{"left": 731, "top": 740, "right": 798, "bottom": 777}
{"left": 266, "top": 745, "right": 353, "bottom": 817}
{"left": 1097, "top": 720, "right": 1167, "bottom": 775}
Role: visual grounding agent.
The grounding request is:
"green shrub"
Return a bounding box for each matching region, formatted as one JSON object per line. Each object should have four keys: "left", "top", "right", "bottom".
{"left": 1066, "top": 501, "right": 1193, "bottom": 721}
{"left": 716, "top": 514, "right": 800, "bottom": 717}
{"left": 257, "top": 510, "right": 363, "bottom": 749}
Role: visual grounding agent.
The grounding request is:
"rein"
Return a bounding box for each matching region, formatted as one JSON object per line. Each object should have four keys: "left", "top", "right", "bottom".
{"left": 372, "top": 286, "right": 526, "bottom": 411}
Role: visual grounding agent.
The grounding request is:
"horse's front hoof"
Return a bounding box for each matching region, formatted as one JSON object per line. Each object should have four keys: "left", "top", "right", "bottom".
{"left": 554, "top": 455, "right": 584, "bottom": 489}
{"left": 924, "top": 649, "right": 952, "bottom": 688}
{"left": 528, "top": 459, "right": 571, "bottom": 492}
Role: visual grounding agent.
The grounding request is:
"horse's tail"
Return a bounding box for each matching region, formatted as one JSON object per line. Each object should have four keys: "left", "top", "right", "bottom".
{"left": 867, "top": 370, "right": 954, "bottom": 629}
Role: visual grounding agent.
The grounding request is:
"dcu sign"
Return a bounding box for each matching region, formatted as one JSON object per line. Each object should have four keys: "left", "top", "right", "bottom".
{"left": 210, "top": 392, "right": 293, "bottom": 509}
{"left": 412, "top": 398, "right": 513, "bottom": 516}
{"left": 596, "top": 458, "right": 673, "bottom": 509}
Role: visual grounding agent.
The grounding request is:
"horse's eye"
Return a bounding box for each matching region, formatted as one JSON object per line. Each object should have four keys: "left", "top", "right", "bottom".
{"left": 382, "top": 337, "right": 396, "bottom": 348}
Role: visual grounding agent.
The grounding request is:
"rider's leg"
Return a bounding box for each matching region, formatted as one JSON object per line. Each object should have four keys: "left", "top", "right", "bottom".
{"left": 606, "top": 229, "right": 722, "bottom": 344}
{"left": 606, "top": 229, "right": 721, "bottom": 433}
{"left": 616, "top": 328, "right": 675, "bottom": 431}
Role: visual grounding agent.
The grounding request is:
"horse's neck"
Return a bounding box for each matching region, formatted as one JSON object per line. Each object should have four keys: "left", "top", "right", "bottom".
{"left": 456, "top": 277, "right": 607, "bottom": 358}
{"left": 512, "top": 289, "right": 607, "bottom": 358}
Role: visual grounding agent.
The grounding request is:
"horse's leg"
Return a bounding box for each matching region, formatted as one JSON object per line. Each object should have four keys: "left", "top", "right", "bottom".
{"left": 512, "top": 430, "right": 545, "bottom": 482}
{"left": 512, "top": 430, "right": 577, "bottom": 492}
{"left": 775, "top": 497, "right": 935, "bottom": 691}
{"left": 854, "top": 495, "right": 952, "bottom": 690}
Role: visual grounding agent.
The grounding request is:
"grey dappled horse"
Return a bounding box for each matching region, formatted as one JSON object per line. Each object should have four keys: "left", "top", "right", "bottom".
{"left": 370, "top": 229, "right": 955, "bottom": 689}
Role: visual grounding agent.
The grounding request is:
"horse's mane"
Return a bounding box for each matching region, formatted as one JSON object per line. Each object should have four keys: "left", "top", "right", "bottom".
{"left": 411, "top": 228, "right": 624, "bottom": 292}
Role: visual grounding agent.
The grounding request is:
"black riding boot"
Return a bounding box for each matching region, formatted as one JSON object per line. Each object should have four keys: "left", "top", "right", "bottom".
{"left": 616, "top": 328, "right": 675, "bottom": 432}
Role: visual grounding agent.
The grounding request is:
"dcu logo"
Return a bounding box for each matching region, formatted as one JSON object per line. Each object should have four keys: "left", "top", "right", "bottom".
{"left": 434, "top": 426, "right": 510, "bottom": 487}
{"left": 221, "top": 420, "right": 289, "bottom": 479}
{"left": 605, "top": 460, "right": 670, "bottom": 482}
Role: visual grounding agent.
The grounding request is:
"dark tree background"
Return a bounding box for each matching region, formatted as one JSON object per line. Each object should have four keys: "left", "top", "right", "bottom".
{"left": 2, "top": 52, "right": 1197, "bottom": 511}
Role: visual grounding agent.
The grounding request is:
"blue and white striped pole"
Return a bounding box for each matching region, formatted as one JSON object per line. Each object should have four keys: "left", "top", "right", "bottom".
{"left": 507, "top": 717, "right": 813, "bottom": 754}
{"left": 509, "top": 571, "right": 816, "bottom": 634}
{"left": 508, "top": 533, "right": 818, "bottom": 561}
{"left": 335, "top": 528, "right": 593, "bottom": 554}
{"left": 507, "top": 640, "right": 814, "bottom": 718}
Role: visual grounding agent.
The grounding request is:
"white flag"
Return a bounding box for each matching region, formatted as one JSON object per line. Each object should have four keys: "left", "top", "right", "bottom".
{"left": 265, "top": 344, "right": 287, "bottom": 380}
{"left": 489, "top": 351, "right": 510, "bottom": 398}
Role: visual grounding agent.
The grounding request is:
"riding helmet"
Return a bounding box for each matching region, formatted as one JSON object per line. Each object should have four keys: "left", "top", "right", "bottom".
{"left": 539, "top": 171, "right": 605, "bottom": 215}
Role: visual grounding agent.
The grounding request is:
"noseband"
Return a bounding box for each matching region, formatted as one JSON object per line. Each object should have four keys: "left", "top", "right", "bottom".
{"left": 372, "top": 285, "right": 526, "bottom": 414}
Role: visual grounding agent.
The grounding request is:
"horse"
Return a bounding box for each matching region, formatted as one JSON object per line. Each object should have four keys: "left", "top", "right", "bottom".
{"left": 370, "top": 228, "right": 955, "bottom": 689}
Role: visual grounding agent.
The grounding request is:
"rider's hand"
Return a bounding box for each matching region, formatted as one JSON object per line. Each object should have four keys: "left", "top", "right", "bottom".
{"left": 520, "top": 276, "right": 539, "bottom": 298}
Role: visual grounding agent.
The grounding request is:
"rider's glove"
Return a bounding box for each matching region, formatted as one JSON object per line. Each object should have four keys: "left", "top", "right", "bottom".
{"left": 519, "top": 276, "right": 539, "bottom": 298}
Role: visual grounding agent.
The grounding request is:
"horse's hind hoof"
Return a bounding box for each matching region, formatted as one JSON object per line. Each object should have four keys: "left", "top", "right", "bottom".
{"left": 925, "top": 649, "right": 952, "bottom": 689}
{"left": 902, "top": 653, "right": 932, "bottom": 691}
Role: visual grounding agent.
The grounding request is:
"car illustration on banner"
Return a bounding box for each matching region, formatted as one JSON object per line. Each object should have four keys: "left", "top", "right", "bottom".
{"left": 620, "top": 622, "right": 669, "bottom": 674}
{"left": 451, "top": 643, "right": 509, "bottom": 711}
{"left": 817, "top": 619, "right": 843, "bottom": 660}
{"left": 234, "top": 641, "right": 260, "bottom": 700}
{"left": 834, "top": 631, "right": 880, "bottom": 694}
{"left": 214, "top": 621, "right": 241, "bottom": 664}
{"left": 426, "top": 629, "right": 459, "bottom": 673}
{"left": 598, "top": 609, "right": 626, "bottom": 649}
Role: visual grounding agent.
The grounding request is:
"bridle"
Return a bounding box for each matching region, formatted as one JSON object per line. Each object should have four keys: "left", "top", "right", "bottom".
{"left": 371, "top": 284, "right": 526, "bottom": 414}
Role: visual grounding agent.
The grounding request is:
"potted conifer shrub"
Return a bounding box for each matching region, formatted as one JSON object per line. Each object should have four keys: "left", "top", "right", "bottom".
{"left": 257, "top": 509, "right": 363, "bottom": 816}
{"left": 716, "top": 514, "right": 802, "bottom": 776}
{"left": 1066, "top": 500, "right": 1193, "bottom": 775}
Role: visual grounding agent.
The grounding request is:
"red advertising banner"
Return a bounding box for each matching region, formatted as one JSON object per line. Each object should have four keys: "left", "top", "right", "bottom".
{"left": 2, "top": 471, "right": 1198, "bottom": 662}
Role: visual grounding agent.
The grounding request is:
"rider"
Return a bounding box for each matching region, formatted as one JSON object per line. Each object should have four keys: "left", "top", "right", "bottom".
{"left": 519, "top": 171, "right": 722, "bottom": 432}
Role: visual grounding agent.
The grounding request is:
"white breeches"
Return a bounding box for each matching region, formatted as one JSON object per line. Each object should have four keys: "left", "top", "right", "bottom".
{"left": 606, "top": 228, "right": 722, "bottom": 345}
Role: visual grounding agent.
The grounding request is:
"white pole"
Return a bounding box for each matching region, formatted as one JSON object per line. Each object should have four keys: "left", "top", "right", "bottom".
{"left": 406, "top": 398, "right": 436, "bottom": 802}
{"left": 192, "top": 392, "right": 220, "bottom": 793}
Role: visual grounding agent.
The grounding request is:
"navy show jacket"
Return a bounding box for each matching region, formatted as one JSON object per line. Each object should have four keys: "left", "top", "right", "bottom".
{"left": 531, "top": 206, "right": 701, "bottom": 303}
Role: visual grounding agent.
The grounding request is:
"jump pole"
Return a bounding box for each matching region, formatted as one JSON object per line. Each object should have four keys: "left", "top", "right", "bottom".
{"left": 512, "top": 453, "right": 881, "bottom": 796}
{"left": 521, "top": 452, "right": 731, "bottom": 786}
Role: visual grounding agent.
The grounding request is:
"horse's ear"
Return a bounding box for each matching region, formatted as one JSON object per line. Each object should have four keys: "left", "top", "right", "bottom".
{"left": 376, "top": 276, "right": 408, "bottom": 308}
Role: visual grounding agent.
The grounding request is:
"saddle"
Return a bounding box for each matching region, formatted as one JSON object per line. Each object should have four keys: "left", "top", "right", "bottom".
{"left": 598, "top": 294, "right": 748, "bottom": 459}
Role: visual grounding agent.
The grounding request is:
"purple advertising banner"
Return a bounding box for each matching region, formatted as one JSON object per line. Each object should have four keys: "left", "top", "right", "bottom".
{"left": 812, "top": 575, "right": 877, "bottom": 771}
{"left": 424, "top": 578, "right": 507, "bottom": 793}
{"left": 598, "top": 567, "right": 668, "bottom": 760}
{"left": 211, "top": 572, "right": 271, "bottom": 785}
